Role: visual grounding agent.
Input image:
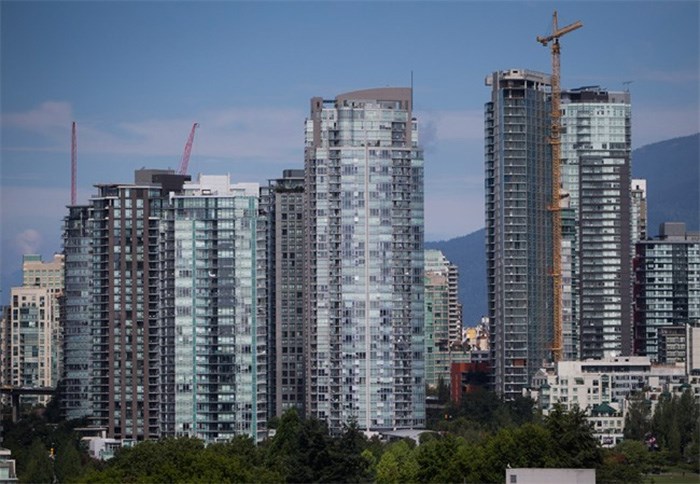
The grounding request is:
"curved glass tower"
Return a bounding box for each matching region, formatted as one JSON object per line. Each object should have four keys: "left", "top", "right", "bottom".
{"left": 304, "top": 88, "right": 425, "bottom": 433}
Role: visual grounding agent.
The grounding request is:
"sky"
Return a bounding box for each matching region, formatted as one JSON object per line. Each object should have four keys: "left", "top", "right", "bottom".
{"left": 1, "top": 0, "right": 699, "bottom": 297}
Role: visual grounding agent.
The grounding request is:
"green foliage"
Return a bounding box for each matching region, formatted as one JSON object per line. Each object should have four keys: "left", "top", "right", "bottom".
{"left": 651, "top": 390, "right": 700, "bottom": 463}
{"left": 624, "top": 392, "right": 652, "bottom": 440}
{"left": 54, "top": 439, "right": 83, "bottom": 483}
{"left": 441, "top": 439, "right": 484, "bottom": 484}
{"left": 414, "top": 434, "right": 462, "bottom": 482}
{"left": 263, "top": 409, "right": 372, "bottom": 483}
{"left": 429, "top": 389, "right": 538, "bottom": 438}
{"left": 20, "top": 438, "right": 53, "bottom": 484}
{"left": 435, "top": 376, "right": 450, "bottom": 404}
{"left": 597, "top": 448, "right": 644, "bottom": 484}
{"left": 544, "top": 403, "right": 603, "bottom": 468}
{"left": 2, "top": 414, "right": 91, "bottom": 482}
{"left": 375, "top": 440, "right": 418, "bottom": 484}
{"left": 7, "top": 400, "right": 697, "bottom": 483}
{"left": 82, "top": 436, "right": 281, "bottom": 483}
{"left": 324, "top": 420, "right": 372, "bottom": 482}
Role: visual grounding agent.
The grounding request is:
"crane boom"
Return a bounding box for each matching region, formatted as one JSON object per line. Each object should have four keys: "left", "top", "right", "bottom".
{"left": 178, "top": 122, "right": 199, "bottom": 175}
{"left": 537, "top": 11, "right": 582, "bottom": 363}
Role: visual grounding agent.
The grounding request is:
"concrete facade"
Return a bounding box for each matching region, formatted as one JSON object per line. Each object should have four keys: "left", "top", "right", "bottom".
{"left": 485, "top": 69, "right": 554, "bottom": 400}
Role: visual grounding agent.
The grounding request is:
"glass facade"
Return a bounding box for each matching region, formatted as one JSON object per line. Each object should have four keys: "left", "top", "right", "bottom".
{"left": 304, "top": 88, "right": 425, "bottom": 432}
{"left": 561, "top": 87, "right": 632, "bottom": 359}
{"left": 634, "top": 223, "right": 700, "bottom": 361}
{"left": 262, "top": 170, "right": 306, "bottom": 418}
{"left": 62, "top": 205, "right": 93, "bottom": 419}
{"left": 424, "top": 250, "right": 462, "bottom": 388}
{"left": 485, "top": 69, "right": 554, "bottom": 400}
{"left": 168, "top": 176, "right": 267, "bottom": 442}
{"left": 64, "top": 170, "right": 269, "bottom": 443}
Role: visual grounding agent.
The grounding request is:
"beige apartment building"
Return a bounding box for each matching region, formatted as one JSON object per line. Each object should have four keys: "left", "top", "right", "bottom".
{"left": 1, "top": 254, "right": 64, "bottom": 406}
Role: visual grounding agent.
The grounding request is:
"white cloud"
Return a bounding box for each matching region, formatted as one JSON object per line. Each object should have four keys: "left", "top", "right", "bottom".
{"left": 13, "top": 229, "right": 43, "bottom": 256}
{"left": 1, "top": 186, "right": 83, "bottom": 274}
{"left": 2, "top": 102, "right": 307, "bottom": 162}
{"left": 1, "top": 101, "right": 73, "bottom": 140}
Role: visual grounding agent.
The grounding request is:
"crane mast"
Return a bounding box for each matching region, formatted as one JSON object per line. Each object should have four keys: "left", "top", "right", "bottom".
{"left": 537, "top": 11, "right": 582, "bottom": 363}
{"left": 178, "top": 122, "right": 199, "bottom": 175}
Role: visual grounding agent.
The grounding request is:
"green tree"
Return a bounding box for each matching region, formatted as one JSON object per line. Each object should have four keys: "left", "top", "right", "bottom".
{"left": 597, "top": 447, "right": 644, "bottom": 484}
{"left": 507, "top": 395, "right": 538, "bottom": 426}
{"left": 436, "top": 376, "right": 450, "bottom": 404}
{"left": 20, "top": 438, "right": 53, "bottom": 484}
{"left": 442, "top": 440, "right": 485, "bottom": 484}
{"left": 264, "top": 408, "right": 339, "bottom": 482}
{"left": 676, "top": 388, "right": 700, "bottom": 462}
{"left": 480, "top": 427, "right": 520, "bottom": 483}
{"left": 320, "top": 419, "right": 371, "bottom": 483}
{"left": 414, "top": 433, "right": 461, "bottom": 482}
{"left": 375, "top": 440, "right": 418, "bottom": 484}
{"left": 544, "top": 403, "right": 602, "bottom": 468}
{"left": 623, "top": 392, "right": 651, "bottom": 440}
{"left": 54, "top": 440, "right": 83, "bottom": 482}
{"left": 651, "top": 392, "right": 692, "bottom": 461}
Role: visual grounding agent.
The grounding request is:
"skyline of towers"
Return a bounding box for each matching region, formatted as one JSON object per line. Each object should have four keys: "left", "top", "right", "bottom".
{"left": 303, "top": 88, "right": 426, "bottom": 432}
{"left": 47, "top": 85, "right": 429, "bottom": 441}
{"left": 485, "top": 73, "right": 641, "bottom": 398}
{"left": 59, "top": 170, "right": 271, "bottom": 442}
{"left": 0, "top": 72, "right": 696, "bottom": 448}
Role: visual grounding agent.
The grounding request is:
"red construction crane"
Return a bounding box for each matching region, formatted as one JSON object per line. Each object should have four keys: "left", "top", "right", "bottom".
{"left": 71, "top": 121, "right": 77, "bottom": 205}
{"left": 178, "top": 122, "right": 199, "bottom": 175}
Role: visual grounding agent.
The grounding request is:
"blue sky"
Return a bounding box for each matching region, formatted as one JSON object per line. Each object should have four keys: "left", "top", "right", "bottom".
{"left": 1, "top": 0, "right": 698, "bottom": 296}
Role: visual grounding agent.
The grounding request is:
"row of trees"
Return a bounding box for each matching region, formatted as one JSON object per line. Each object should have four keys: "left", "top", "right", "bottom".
{"left": 40, "top": 405, "right": 601, "bottom": 483}
{"left": 624, "top": 389, "right": 700, "bottom": 470}
{"left": 3, "top": 389, "right": 698, "bottom": 483}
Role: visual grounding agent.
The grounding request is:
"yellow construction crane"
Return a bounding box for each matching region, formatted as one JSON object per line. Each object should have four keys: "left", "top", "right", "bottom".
{"left": 537, "top": 11, "right": 582, "bottom": 363}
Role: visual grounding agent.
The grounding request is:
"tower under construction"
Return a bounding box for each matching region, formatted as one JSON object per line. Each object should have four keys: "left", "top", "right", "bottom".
{"left": 485, "top": 69, "right": 554, "bottom": 400}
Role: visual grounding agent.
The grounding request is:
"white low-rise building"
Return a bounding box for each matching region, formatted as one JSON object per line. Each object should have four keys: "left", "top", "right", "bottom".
{"left": 78, "top": 428, "right": 135, "bottom": 461}
{"left": 528, "top": 356, "right": 689, "bottom": 447}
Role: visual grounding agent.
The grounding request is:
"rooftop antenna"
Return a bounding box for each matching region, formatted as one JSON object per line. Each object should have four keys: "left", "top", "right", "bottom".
{"left": 623, "top": 80, "right": 634, "bottom": 92}
{"left": 71, "top": 121, "right": 77, "bottom": 205}
{"left": 410, "top": 70, "right": 414, "bottom": 108}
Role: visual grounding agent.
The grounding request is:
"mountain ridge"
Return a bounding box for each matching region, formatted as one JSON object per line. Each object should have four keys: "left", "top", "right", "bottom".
{"left": 428, "top": 133, "right": 700, "bottom": 326}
